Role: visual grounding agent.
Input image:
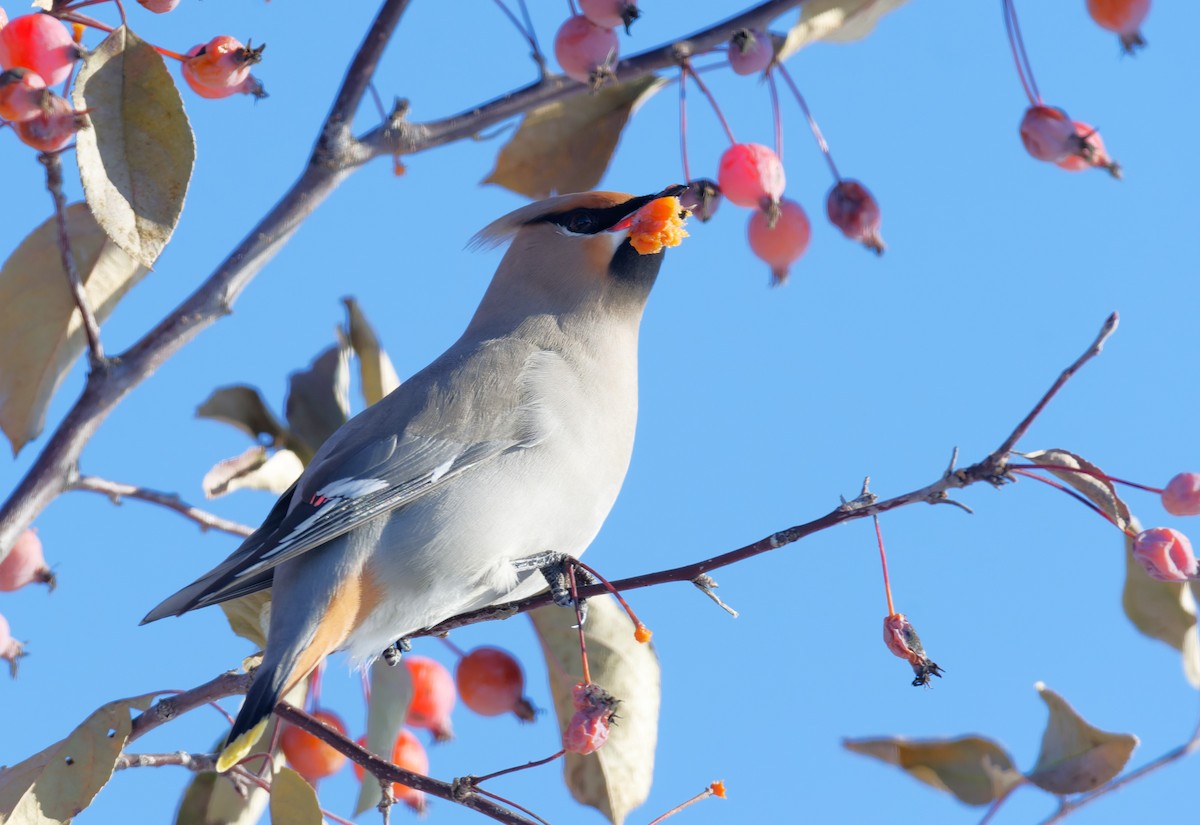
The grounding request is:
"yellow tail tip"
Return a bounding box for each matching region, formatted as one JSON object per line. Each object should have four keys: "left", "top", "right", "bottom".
{"left": 215, "top": 718, "right": 269, "bottom": 773}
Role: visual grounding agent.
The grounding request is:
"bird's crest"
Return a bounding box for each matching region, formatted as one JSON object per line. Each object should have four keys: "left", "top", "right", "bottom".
{"left": 467, "top": 191, "right": 636, "bottom": 251}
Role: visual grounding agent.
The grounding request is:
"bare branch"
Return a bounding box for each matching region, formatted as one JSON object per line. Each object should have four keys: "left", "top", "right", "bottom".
{"left": 71, "top": 474, "right": 254, "bottom": 537}
{"left": 129, "top": 670, "right": 252, "bottom": 742}
{"left": 116, "top": 751, "right": 220, "bottom": 772}
{"left": 39, "top": 151, "right": 106, "bottom": 367}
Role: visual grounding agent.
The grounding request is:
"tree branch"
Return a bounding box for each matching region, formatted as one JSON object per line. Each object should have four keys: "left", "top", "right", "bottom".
{"left": 70, "top": 474, "right": 254, "bottom": 537}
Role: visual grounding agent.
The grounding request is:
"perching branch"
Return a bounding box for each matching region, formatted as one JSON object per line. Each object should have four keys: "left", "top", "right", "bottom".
{"left": 70, "top": 474, "right": 254, "bottom": 537}
{"left": 0, "top": 0, "right": 808, "bottom": 561}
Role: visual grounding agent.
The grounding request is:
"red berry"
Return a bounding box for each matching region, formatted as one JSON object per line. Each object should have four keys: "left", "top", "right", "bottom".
{"left": 0, "top": 14, "right": 78, "bottom": 87}
{"left": 1132, "top": 527, "right": 1198, "bottom": 582}
{"left": 182, "top": 36, "right": 267, "bottom": 99}
{"left": 718, "top": 143, "right": 786, "bottom": 209}
{"left": 353, "top": 730, "right": 429, "bottom": 812}
{"left": 826, "top": 179, "right": 885, "bottom": 254}
{"left": 728, "top": 29, "right": 774, "bottom": 76}
{"left": 1087, "top": 0, "right": 1149, "bottom": 52}
{"left": 679, "top": 178, "right": 721, "bottom": 222}
{"left": 1055, "top": 121, "right": 1120, "bottom": 178}
{"left": 579, "top": 0, "right": 640, "bottom": 33}
{"left": 0, "top": 528, "right": 55, "bottom": 592}
{"left": 13, "top": 92, "right": 85, "bottom": 152}
{"left": 0, "top": 613, "right": 26, "bottom": 677}
{"left": 747, "top": 198, "right": 810, "bottom": 285}
{"left": 1019, "top": 105, "right": 1077, "bottom": 163}
{"left": 554, "top": 15, "right": 618, "bottom": 85}
{"left": 0, "top": 67, "right": 49, "bottom": 123}
{"left": 279, "top": 710, "right": 348, "bottom": 784}
{"left": 136, "top": 0, "right": 181, "bottom": 13}
{"left": 404, "top": 655, "right": 456, "bottom": 740}
{"left": 563, "top": 682, "right": 618, "bottom": 755}
{"left": 1162, "top": 473, "right": 1200, "bottom": 517}
{"left": 456, "top": 647, "right": 526, "bottom": 717}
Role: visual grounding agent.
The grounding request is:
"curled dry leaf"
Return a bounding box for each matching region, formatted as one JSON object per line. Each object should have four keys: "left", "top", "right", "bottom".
{"left": 342, "top": 297, "right": 401, "bottom": 407}
{"left": 0, "top": 205, "right": 146, "bottom": 455}
{"left": 1020, "top": 449, "right": 1133, "bottom": 532}
{"left": 779, "top": 0, "right": 911, "bottom": 61}
{"left": 202, "top": 445, "right": 303, "bottom": 499}
{"left": 196, "top": 385, "right": 290, "bottom": 446}
{"left": 1027, "top": 682, "right": 1138, "bottom": 795}
{"left": 530, "top": 595, "right": 660, "bottom": 825}
{"left": 285, "top": 341, "right": 351, "bottom": 462}
{"left": 843, "top": 735, "right": 1023, "bottom": 806}
{"left": 73, "top": 26, "right": 194, "bottom": 268}
{"left": 484, "top": 76, "right": 666, "bottom": 200}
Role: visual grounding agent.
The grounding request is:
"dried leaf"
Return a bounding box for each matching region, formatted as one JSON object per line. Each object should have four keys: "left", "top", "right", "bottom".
{"left": 268, "top": 767, "right": 322, "bottom": 825}
{"left": 0, "top": 695, "right": 154, "bottom": 824}
{"left": 72, "top": 26, "right": 194, "bottom": 268}
{"left": 196, "top": 385, "right": 290, "bottom": 446}
{"left": 1021, "top": 449, "right": 1133, "bottom": 533}
{"left": 779, "top": 0, "right": 911, "bottom": 60}
{"left": 843, "top": 735, "right": 1022, "bottom": 806}
{"left": 484, "top": 76, "right": 666, "bottom": 200}
{"left": 529, "top": 595, "right": 660, "bottom": 825}
{"left": 285, "top": 342, "right": 350, "bottom": 463}
{"left": 342, "top": 297, "right": 400, "bottom": 407}
{"left": 202, "top": 446, "right": 303, "bottom": 499}
{"left": 1027, "top": 683, "right": 1138, "bottom": 795}
{"left": 220, "top": 591, "right": 272, "bottom": 649}
{"left": 0, "top": 204, "right": 146, "bottom": 455}
{"left": 354, "top": 660, "right": 415, "bottom": 815}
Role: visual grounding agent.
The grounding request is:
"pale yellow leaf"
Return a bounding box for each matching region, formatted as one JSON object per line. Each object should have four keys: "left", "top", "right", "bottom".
{"left": 202, "top": 446, "right": 303, "bottom": 499}
{"left": 780, "top": 0, "right": 911, "bottom": 60}
{"left": 354, "top": 661, "right": 415, "bottom": 815}
{"left": 530, "top": 595, "right": 659, "bottom": 825}
{"left": 1027, "top": 683, "right": 1138, "bottom": 794}
{"left": 484, "top": 76, "right": 666, "bottom": 200}
{"left": 0, "top": 204, "right": 146, "bottom": 455}
{"left": 268, "top": 767, "right": 322, "bottom": 825}
{"left": 220, "top": 591, "right": 273, "bottom": 649}
{"left": 73, "top": 26, "right": 194, "bottom": 267}
{"left": 197, "top": 385, "right": 290, "bottom": 446}
{"left": 342, "top": 297, "right": 400, "bottom": 407}
{"left": 843, "top": 735, "right": 1022, "bottom": 806}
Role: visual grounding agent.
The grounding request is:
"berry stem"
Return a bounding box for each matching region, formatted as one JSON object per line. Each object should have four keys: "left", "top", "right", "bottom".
{"left": 472, "top": 750, "right": 566, "bottom": 784}
{"left": 474, "top": 788, "right": 554, "bottom": 825}
{"left": 874, "top": 515, "right": 896, "bottom": 618}
{"left": 777, "top": 63, "right": 840, "bottom": 181}
{"left": 767, "top": 70, "right": 783, "bottom": 162}
{"left": 1002, "top": 0, "right": 1041, "bottom": 105}
{"left": 1007, "top": 463, "right": 1163, "bottom": 494}
{"left": 572, "top": 558, "right": 652, "bottom": 642}
{"left": 57, "top": 12, "right": 188, "bottom": 61}
{"left": 646, "top": 783, "right": 723, "bottom": 825}
{"left": 1011, "top": 469, "right": 1135, "bottom": 536}
{"left": 683, "top": 62, "right": 737, "bottom": 145}
{"left": 678, "top": 68, "right": 693, "bottom": 183}
{"left": 491, "top": 0, "right": 545, "bottom": 72}
{"left": 439, "top": 636, "right": 467, "bottom": 658}
{"left": 567, "top": 563, "right": 592, "bottom": 685}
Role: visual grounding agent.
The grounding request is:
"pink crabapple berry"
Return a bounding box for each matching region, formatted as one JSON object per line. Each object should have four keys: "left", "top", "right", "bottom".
{"left": 13, "top": 92, "right": 86, "bottom": 152}
{"left": 403, "top": 654, "right": 456, "bottom": 740}
{"left": 553, "top": 15, "right": 618, "bottom": 86}
{"left": 747, "top": 197, "right": 810, "bottom": 286}
{"left": 727, "top": 29, "right": 774, "bottom": 76}
{"left": 0, "top": 13, "right": 80, "bottom": 88}
{"left": 1132, "top": 527, "right": 1198, "bottom": 583}
{"left": 0, "top": 528, "right": 55, "bottom": 592}
{"left": 1162, "top": 472, "right": 1200, "bottom": 517}
{"left": 0, "top": 67, "right": 49, "bottom": 123}
{"left": 1019, "top": 104, "right": 1078, "bottom": 164}
{"left": 1087, "top": 0, "right": 1149, "bottom": 53}
{"left": 0, "top": 613, "right": 25, "bottom": 677}
{"left": 182, "top": 36, "right": 267, "bottom": 100}
{"left": 564, "top": 682, "right": 619, "bottom": 755}
{"left": 579, "top": 0, "right": 640, "bottom": 34}
{"left": 1055, "top": 120, "right": 1120, "bottom": 178}
{"left": 136, "top": 0, "right": 181, "bottom": 13}
{"left": 679, "top": 178, "right": 721, "bottom": 222}
{"left": 826, "top": 179, "right": 885, "bottom": 254}
{"left": 718, "top": 143, "right": 786, "bottom": 210}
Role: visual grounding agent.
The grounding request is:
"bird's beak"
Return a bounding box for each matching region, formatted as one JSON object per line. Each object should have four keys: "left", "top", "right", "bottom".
{"left": 606, "top": 184, "right": 688, "bottom": 234}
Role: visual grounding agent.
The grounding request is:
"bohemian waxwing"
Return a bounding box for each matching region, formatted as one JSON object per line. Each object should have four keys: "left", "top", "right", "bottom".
{"left": 143, "top": 185, "right": 687, "bottom": 770}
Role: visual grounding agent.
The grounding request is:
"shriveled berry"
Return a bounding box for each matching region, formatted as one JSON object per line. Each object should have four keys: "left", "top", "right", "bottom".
{"left": 1087, "top": 0, "right": 1149, "bottom": 52}
{"left": 679, "top": 178, "right": 721, "bottom": 222}
{"left": 826, "top": 179, "right": 884, "bottom": 254}
{"left": 404, "top": 655, "right": 456, "bottom": 740}
{"left": 279, "top": 710, "right": 347, "bottom": 784}
{"left": 747, "top": 198, "right": 810, "bottom": 286}
{"left": 882, "top": 613, "right": 944, "bottom": 687}
{"left": 554, "top": 15, "right": 618, "bottom": 85}
{"left": 0, "top": 14, "right": 79, "bottom": 87}
{"left": 563, "top": 682, "right": 618, "bottom": 755}
{"left": 728, "top": 29, "right": 774, "bottom": 76}
{"left": 0, "top": 613, "right": 26, "bottom": 677}
{"left": 182, "top": 36, "right": 267, "bottom": 99}
{"left": 352, "top": 730, "right": 429, "bottom": 812}
{"left": 0, "top": 67, "right": 48, "bottom": 123}
{"left": 137, "top": 0, "right": 181, "bottom": 13}
{"left": 1055, "top": 121, "right": 1120, "bottom": 178}
{"left": 13, "top": 93, "right": 86, "bottom": 152}
{"left": 580, "top": 0, "right": 640, "bottom": 33}
{"left": 0, "top": 528, "right": 55, "bottom": 592}
{"left": 1019, "top": 105, "right": 1077, "bottom": 163}
{"left": 456, "top": 647, "right": 526, "bottom": 717}
{"left": 1132, "top": 527, "right": 1198, "bottom": 582}
{"left": 718, "top": 143, "right": 785, "bottom": 209}
{"left": 1163, "top": 473, "right": 1200, "bottom": 517}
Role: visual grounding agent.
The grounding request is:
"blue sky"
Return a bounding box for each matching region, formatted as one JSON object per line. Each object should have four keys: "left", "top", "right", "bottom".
{"left": 2, "top": 1, "right": 1199, "bottom": 824}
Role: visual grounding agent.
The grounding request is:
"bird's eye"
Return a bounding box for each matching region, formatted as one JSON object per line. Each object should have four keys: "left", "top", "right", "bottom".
{"left": 564, "top": 212, "right": 596, "bottom": 234}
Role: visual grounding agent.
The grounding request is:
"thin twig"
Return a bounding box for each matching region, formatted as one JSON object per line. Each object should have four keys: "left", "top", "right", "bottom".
{"left": 116, "top": 751, "right": 219, "bottom": 771}
{"left": 71, "top": 474, "right": 254, "bottom": 537}
{"left": 39, "top": 152, "right": 106, "bottom": 367}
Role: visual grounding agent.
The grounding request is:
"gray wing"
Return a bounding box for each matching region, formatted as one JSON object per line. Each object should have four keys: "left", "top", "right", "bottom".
{"left": 142, "top": 339, "right": 548, "bottom": 622}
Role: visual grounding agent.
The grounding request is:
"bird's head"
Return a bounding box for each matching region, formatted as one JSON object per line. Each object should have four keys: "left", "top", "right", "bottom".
{"left": 467, "top": 186, "right": 688, "bottom": 333}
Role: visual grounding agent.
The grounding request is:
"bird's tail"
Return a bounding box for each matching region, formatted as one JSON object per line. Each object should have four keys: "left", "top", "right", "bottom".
{"left": 216, "top": 656, "right": 295, "bottom": 772}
